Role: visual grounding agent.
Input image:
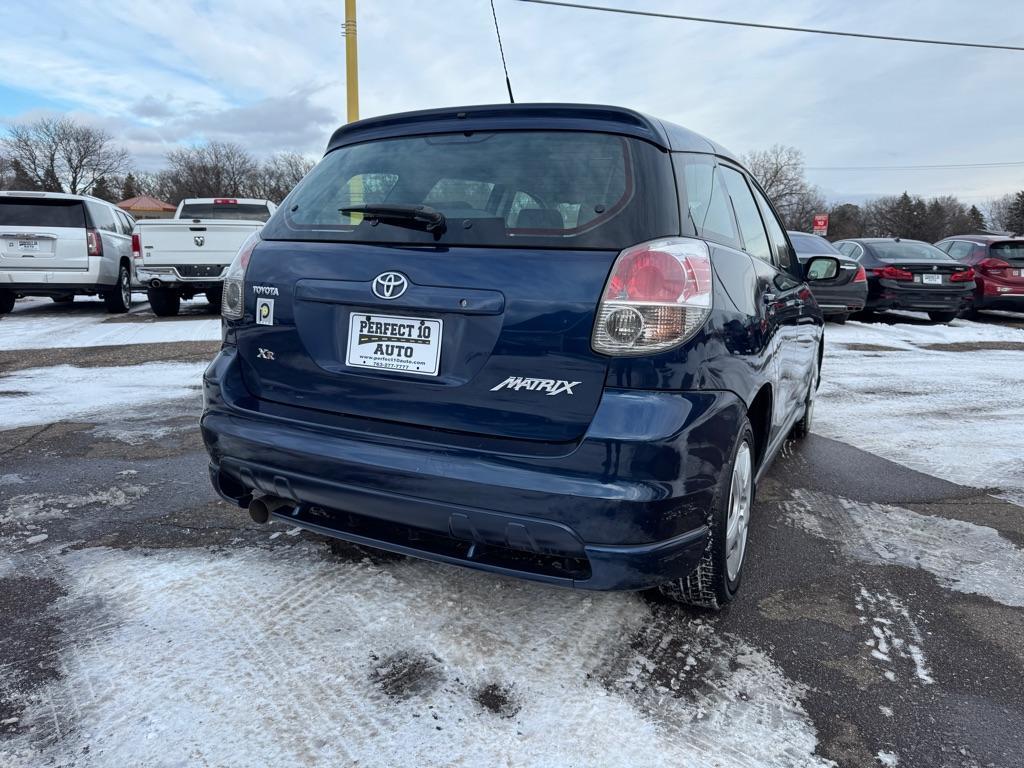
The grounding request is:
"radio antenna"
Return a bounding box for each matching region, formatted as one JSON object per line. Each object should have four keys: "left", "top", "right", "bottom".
{"left": 490, "top": 0, "right": 516, "bottom": 103}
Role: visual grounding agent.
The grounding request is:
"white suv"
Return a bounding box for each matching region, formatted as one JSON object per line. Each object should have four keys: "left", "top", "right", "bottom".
{"left": 0, "top": 191, "right": 135, "bottom": 314}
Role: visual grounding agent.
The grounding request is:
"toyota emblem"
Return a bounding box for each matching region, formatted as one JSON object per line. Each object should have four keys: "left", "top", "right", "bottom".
{"left": 194, "top": 235, "right": 205, "bottom": 247}
{"left": 372, "top": 271, "right": 408, "bottom": 300}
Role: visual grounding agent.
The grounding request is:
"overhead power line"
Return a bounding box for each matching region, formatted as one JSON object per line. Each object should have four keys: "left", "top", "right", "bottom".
{"left": 518, "top": 0, "right": 1024, "bottom": 52}
{"left": 807, "top": 161, "right": 1024, "bottom": 171}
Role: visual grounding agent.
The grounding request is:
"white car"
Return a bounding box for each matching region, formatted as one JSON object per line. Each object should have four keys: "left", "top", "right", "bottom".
{"left": 133, "top": 197, "right": 276, "bottom": 316}
{"left": 0, "top": 191, "right": 135, "bottom": 314}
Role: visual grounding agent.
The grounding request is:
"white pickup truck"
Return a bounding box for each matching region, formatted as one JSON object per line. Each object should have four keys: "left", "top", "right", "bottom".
{"left": 133, "top": 197, "right": 276, "bottom": 316}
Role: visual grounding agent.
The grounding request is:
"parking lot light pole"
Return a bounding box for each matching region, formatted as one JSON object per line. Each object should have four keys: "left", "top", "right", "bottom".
{"left": 344, "top": 0, "right": 359, "bottom": 123}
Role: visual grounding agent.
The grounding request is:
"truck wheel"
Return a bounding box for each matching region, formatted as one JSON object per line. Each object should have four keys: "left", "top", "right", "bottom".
{"left": 103, "top": 264, "right": 132, "bottom": 314}
{"left": 830, "top": 313, "right": 848, "bottom": 324}
{"left": 658, "top": 417, "right": 755, "bottom": 610}
{"left": 0, "top": 292, "right": 15, "bottom": 315}
{"left": 928, "top": 311, "right": 957, "bottom": 324}
{"left": 205, "top": 290, "right": 223, "bottom": 314}
{"left": 147, "top": 287, "right": 181, "bottom": 317}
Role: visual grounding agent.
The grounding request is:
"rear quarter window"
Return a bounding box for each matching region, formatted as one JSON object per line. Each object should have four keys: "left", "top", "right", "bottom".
{"left": 261, "top": 131, "right": 678, "bottom": 249}
{"left": 0, "top": 198, "right": 86, "bottom": 228}
{"left": 673, "top": 154, "right": 739, "bottom": 248}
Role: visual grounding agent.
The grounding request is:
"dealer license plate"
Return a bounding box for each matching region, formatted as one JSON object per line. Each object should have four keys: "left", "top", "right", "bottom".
{"left": 346, "top": 312, "right": 442, "bottom": 376}
{"left": 17, "top": 240, "right": 39, "bottom": 251}
{"left": 921, "top": 273, "right": 942, "bottom": 285}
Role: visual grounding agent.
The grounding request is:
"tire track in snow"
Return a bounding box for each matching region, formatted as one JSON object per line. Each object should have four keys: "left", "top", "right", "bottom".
{"left": 783, "top": 489, "right": 1024, "bottom": 607}
{"left": 0, "top": 544, "right": 832, "bottom": 768}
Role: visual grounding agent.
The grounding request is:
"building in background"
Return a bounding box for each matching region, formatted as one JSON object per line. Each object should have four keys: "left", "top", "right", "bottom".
{"left": 117, "top": 195, "right": 175, "bottom": 219}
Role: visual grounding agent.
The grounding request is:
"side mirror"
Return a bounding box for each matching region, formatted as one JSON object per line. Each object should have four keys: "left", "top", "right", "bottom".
{"left": 805, "top": 256, "right": 840, "bottom": 281}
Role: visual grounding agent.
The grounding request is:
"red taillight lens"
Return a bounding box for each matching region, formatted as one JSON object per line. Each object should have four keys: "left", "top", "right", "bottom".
{"left": 853, "top": 265, "right": 867, "bottom": 283}
{"left": 978, "top": 257, "right": 1010, "bottom": 275}
{"left": 593, "top": 238, "right": 713, "bottom": 356}
{"left": 872, "top": 265, "right": 913, "bottom": 281}
{"left": 86, "top": 228, "right": 103, "bottom": 257}
{"left": 131, "top": 233, "right": 141, "bottom": 259}
{"left": 221, "top": 232, "right": 260, "bottom": 320}
{"left": 950, "top": 267, "right": 976, "bottom": 282}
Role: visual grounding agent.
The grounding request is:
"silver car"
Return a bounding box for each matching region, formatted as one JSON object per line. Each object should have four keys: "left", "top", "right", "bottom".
{"left": 0, "top": 191, "right": 135, "bottom": 314}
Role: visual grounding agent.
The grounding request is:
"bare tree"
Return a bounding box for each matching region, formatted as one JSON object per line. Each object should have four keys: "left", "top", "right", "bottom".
{"left": 2, "top": 117, "right": 130, "bottom": 195}
{"left": 742, "top": 144, "right": 825, "bottom": 230}
{"left": 160, "top": 141, "right": 259, "bottom": 202}
{"left": 984, "top": 192, "right": 1020, "bottom": 232}
{"left": 250, "top": 152, "right": 315, "bottom": 203}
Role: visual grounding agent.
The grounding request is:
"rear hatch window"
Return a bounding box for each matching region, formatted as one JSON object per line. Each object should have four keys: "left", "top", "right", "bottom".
{"left": 991, "top": 242, "right": 1024, "bottom": 261}
{"left": 0, "top": 198, "right": 86, "bottom": 228}
{"left": 261, "top": 131, "right": 677, "bottom": 249}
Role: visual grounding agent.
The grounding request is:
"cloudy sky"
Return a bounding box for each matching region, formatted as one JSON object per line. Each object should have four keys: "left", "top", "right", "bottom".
{"left": 1, "top": 0, "right": 1021, "bottom": 202}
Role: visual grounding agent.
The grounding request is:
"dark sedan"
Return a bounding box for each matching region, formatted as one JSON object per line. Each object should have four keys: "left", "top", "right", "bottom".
{"left": 833, "top": 238, "right": 974, "bottom": 323}
{"left": 788, "top": 232, "right": 867, "bottom": 322}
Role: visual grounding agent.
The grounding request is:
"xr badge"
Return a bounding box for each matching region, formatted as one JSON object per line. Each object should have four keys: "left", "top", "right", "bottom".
{"left": 257, "top": 348, "right": 275, "bottom": 361}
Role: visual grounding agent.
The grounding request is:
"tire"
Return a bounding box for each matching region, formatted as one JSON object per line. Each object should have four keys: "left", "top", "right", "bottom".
{"left": 0, "top": 292, "right": 15, "bottom": 315}
{"left": 960, "top": 306, "right": 979, "bottom": 320}
{"left": 205, "top": 289, "right": 223, "bottom": 314}
{"left": 51, "top": 295, "right": 74, "bottom": 304}
{"left": 147, "top": 287, "right": 181, "bottom": 317}
{"left": 830, "top": 313, "right": 849, "bottom": 324}
{"left": 928, "top": 311, "right": 957, "bottom": 324}
{"left": 852, "top": 309, "right": 876, "bottom": 322}
{"left": 103, "top": 263, "right": 132, "bottom": 314}
{"left": 658, "top": 418, "right": 755, "bottom": 610}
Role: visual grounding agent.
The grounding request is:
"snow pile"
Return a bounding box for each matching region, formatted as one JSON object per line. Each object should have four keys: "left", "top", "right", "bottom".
{"left": 816, "top": 317, "right": 1024, "bottom": 502}
{"left": 784, "top": 489, "right": 1024, "bottom": 608}
{"left": 0, "top": 362, "right": 207, "bottom": 430}
{"left": 0, "top": 311, "right": 219, "bottom": 351}
{"left": 0, "top": 545, "right": 833, "bottom": 768}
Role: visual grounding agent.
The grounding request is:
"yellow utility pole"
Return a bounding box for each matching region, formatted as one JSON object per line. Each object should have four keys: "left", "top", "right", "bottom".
{"left": 343, "top": 0, "right": 359, "bottom": 123}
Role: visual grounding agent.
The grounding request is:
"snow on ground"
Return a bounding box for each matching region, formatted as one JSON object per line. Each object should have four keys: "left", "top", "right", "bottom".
{"left": 816, "top": 316, "right": 1024, "bottom": 503}
{"left": 784, "top": 489, "right": 1024, "bottom": 608}
{"left": 856, "top": 587, "right": 934, "bottom": 686}
{"left": 0, "top": 309, "right": 219, "bottom": 351}
{"left": 0, "top": 544, "right": 834, "bottom": 768}
{"left": 0, "top": 362, "right": 207, "bottom": 430}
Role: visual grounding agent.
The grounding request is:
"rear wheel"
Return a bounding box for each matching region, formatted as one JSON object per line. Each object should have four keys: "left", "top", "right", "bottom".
{"left": 103, "top": 263, "right": 132, "bottom": 314}
{"left": 147, "top": 287, "right": 181, "bottom": 317}
{"left": 0, "top": 292, "right": 15, "bottom": 315}
{"left": 928, "top": 310, "right": 957, "bottom": 324}
{"left": 658, "top": 418, "right": 755, "bottom": 610}
{"left": 205, "top": 289, "right": 223, "bottom": 314}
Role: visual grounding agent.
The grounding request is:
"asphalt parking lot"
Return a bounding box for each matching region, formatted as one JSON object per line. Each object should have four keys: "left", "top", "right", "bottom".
{"left": 2, "top": 298, "right": 1023, "bottom": 768}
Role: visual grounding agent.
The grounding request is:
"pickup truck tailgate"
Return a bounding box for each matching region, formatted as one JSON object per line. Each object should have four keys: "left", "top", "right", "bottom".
{"left": 138, "top": 221, "right": 262, "bottom": 267}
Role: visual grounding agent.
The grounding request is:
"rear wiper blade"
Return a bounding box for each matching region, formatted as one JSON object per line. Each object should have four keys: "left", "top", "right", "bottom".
{"left": 338, "top": 203, "right": 447, "bottom": 236}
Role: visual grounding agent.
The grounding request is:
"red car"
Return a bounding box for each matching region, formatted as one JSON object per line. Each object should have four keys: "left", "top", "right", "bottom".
{"left": 935, "top": 235, "right": 1024, "bottom": 317}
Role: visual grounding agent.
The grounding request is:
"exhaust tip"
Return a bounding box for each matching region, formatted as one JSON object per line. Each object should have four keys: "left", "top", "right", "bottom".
{"left": 248, "top": 497, "right": 270, "bottom": 524}
{"left": 149, "top": 278, "right": 162, "bottom": 288}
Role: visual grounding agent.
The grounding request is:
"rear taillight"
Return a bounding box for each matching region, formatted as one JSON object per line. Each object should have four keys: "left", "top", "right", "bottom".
{"left": 86, "top": 228, "right": 103, "bottom": 257}
{"left": 131, "top": 233, "right": 142, "bottom": 260}
{"left": 853, "top": 265, "right": 867, "bottom": 283}
{"left": 214, "top": 198, "right": 238, "bottom": 205}
{"left": 978, "top": 257, "right": 1010, "bottom": 276}
{"left": 872, "top": 265, "right": 913, "bottom": 281}
{"left": 221, "top": 232, "right": 260, "bottom": 320}
{"left": 592, "top": 237, "right": 712, "bottom": 356}
{"left": 950, "top": 267, "right": 976, "bottom": 282}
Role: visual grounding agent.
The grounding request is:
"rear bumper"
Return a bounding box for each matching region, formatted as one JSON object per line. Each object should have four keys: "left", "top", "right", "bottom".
{"left": 867, "top": 282, "right": 972, "bottom": 312}
{"left": 0, "top": 258, "right": 115, "bottom": 293}
{"left": 137, "top": 265, "right": 227, "bottom": 288}
{"left": 811, "top": 283, "right": 867, "bottom": 315}
{"left": 975, "top": 279, "right": 1024, "bottom": 310}
{"left": 201, "top": 347, "right": 746, "bottom": 590}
